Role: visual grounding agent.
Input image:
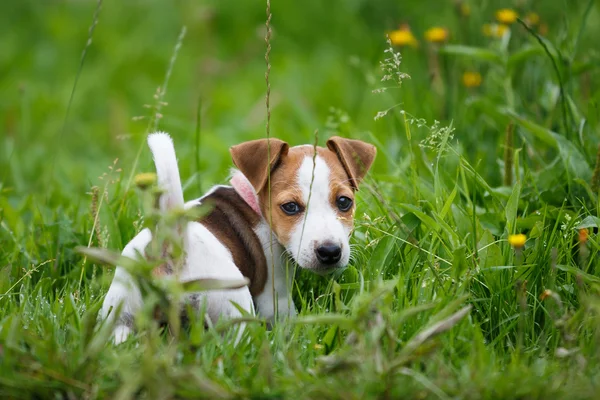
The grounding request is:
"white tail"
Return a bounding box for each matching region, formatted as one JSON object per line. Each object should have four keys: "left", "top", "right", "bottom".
{"left": 147, "top": 132, "right": 184, "bottom": 211}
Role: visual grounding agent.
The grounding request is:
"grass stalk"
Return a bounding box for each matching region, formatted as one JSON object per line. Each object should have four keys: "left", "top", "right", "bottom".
{"left": 504, "top": 122, "right": 514, "bottom": 186}
{"left": 591, "top": 144, "right": 600, "bottom": 193}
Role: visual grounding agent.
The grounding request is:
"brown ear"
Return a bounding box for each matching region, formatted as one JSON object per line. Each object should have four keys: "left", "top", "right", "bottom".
{"left": 230, "top": 138, "right": 289, "bottom": 193}
{"left": 327, "top": 136, "right": 376, "bottom": 189}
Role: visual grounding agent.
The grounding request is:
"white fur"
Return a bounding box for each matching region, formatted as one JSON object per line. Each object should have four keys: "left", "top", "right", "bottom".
{"left": 101, "top": 133, "right": 253, "bottom": 344}
{"left": 147, "top": 132, "right": 184, "bottom": 211}
{"left": 252, "top": 221, "right": 296, "bottom": 320}
{"left": 101, "top": 228, "right": 151, "bottom": 340}
{"left": 287, "top": 155, "right": 351, "bottom": 272}
{"left": 101, "top": 138, "right": 355, "bottom": 342}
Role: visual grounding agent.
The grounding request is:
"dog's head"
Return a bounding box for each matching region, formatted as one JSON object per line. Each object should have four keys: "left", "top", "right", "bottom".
{"left": 230, "top": 137, "right": 376, "bottom": 274}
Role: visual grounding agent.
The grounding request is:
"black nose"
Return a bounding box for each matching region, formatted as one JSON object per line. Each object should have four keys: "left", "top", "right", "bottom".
{"left": 315, "top": 244, "right": 342, "bottom": 265}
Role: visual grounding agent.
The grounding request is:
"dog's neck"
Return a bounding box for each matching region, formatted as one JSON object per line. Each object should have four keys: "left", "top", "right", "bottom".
{"left": 229, "top": 170, "right": 294, "bottom": 320}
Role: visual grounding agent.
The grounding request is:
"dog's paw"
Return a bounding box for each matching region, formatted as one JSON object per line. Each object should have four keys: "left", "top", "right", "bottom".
{"left": 113, "top": 325, "right": 132, "bottom": 344}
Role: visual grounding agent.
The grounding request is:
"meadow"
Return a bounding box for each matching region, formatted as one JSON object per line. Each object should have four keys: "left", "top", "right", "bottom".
{"left": 2, "top": 0, "right": 600, "bottom": 398}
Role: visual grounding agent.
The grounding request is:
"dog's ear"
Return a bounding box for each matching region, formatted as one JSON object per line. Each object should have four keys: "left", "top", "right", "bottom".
{"left": 230, "top": 138, "right": 289, "bottom": 193}
{"left": 327, "top": 136, "right": 376, "bottom": 190}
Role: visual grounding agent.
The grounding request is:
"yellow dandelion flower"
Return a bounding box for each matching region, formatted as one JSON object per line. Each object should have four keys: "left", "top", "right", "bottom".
{"left": 425, "top": 27, "right": 449, "bottom": 43}
{"left": 579, "top": 228, "right": 589, "bottom": 244}
{"left": 134, "top": 172, "right": 157, "bottom": 189}
{"left": 525, "top": 12, "right": 540, "bottom": 26}
{"left": 496, "top": 8, "right": 518, "bottom": 24}
{"left": 508, "top": 233, "right": 527, "bottom": 248}
{"left": 389, "top": 28, "right": 418, "bottom": 47}
{"left": 462, "top": 71, "right": 482, "bottom": 88}
{"left": 483, "top": 23, "right": 509, "bottom": 38}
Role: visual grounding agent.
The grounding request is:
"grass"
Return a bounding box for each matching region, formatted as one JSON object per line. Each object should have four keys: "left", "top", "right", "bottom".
{"left": 2, "top": 0, "right": 600, "bottom": 398}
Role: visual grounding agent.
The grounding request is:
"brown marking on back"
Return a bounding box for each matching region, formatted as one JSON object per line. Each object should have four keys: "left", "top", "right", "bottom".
{"left": 198, "top": 187, "right": 268, "bottom": 296}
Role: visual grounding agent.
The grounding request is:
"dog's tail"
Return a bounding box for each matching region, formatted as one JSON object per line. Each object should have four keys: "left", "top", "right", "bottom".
{"left": 147, "top": 132, "right": 185, "bottom": 212}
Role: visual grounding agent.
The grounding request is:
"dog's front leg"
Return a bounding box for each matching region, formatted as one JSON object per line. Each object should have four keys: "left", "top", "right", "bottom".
{"left": 254, "top": 289, "right": 296, "bottom": 322}
{"left": 101, "top": 228, "right": 152, "bottom": 344}
{"left": 254, "top": 252, "right": 297, "bottom": 321}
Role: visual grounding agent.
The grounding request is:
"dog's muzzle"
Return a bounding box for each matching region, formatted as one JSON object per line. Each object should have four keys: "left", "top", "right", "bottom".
{"left": 315, "top": 242, "right": 342, "bottom": 265}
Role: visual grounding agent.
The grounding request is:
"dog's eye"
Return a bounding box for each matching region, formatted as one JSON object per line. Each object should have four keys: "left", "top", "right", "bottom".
{"left": 336, "top": 196, "right": 353, "bottom": 212}
{"left": 281, "top": 202, "right": 302, "bottom": 215}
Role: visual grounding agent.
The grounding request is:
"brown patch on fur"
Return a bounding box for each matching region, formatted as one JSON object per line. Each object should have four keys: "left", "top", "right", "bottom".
{"left": 151, "top": 263, "right": 170, "bottom": 278}
{"left": 326, "top": 136, "right": 377, "bottom": 189}
{"left": 230, "top": 138, "right": 289, "bottom": 194}
{"left": 258, "top": 146, "right": 311, "bottom": 244}
{"left": 319, "top": 149, "right": 356, "bottom": 232}
{"left": 198, "top": 187, "right": 268, "bottom": 296}
{"left": 258, "top": 145, "right": 358, "bottom": 244}
{"left": 145, "top": 242, "right": 174, "bottom": 277}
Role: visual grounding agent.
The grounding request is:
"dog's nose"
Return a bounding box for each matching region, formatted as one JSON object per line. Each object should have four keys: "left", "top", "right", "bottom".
{"left": 315, "top": 243, "right": 342, "bottom": 265}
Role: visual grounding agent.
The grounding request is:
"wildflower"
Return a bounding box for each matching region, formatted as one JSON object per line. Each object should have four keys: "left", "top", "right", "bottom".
{"left": 483, "top": 23, "right": 509, "bottom": 38}
{"left": 462, "top": 71, "right": 482, "bottom": 88}
{"left": 389, "top": 26, "right": 418, "bottom": 47}
{"left": 419, "top": 120, "right": 455, "bottom": 153}
{"left": 579, "top": 228, "right": 590, "bottom": 266}
{"left": 496, "top": 8, "right": 518, "bottom": 24}
{"left": 539, "top": 289, "right": 552, "bottom": 301}
{"left": 134, "top": 172, "right": 157, "bottom": 190}
{"left": 560, "top": 213, "right": 571, "bottom": 235}
{"left": 425, "top": 27, "right": 449, "bottom": 43}
{"left": 525, "top": 12, "right": 540, "bottom": 26}
{"left": 508, "top": 233, "right": 527, "bottom": 248}
{"left": 579, "top": 228, "right": 589, "bottom": 244}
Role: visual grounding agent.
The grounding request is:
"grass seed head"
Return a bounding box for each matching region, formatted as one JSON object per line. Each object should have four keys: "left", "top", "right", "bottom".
{"left": 134, "top": 172, "right": 157, "bottom": 190}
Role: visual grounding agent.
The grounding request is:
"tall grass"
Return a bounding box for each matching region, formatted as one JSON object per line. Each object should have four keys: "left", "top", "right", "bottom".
{"left": 1, "top": 0, "right": 600, "bottom": 398}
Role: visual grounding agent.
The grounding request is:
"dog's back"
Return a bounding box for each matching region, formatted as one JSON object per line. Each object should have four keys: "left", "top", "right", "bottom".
{"left": 101, "top": 133, "right": 253, "bottom": 344}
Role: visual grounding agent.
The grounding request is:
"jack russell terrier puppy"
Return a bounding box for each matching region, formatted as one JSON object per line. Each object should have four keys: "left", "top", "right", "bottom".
{"left": 101, "top": 132, "right": 376, "bottom": 343}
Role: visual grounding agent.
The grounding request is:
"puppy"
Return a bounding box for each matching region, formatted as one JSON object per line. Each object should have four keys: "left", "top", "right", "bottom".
{"left": 101, "top": 133, "right": 376, "bottom": 343}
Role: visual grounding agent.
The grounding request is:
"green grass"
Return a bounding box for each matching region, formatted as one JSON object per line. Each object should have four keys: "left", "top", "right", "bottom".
{"left": 2, "top": 0, "right": 600, "bottom": 398}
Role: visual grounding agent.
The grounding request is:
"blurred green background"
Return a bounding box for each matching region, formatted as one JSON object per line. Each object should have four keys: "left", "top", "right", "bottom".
{"left": 3, "top": 0, "right": 597, "bottom": 202}
{"left": 2, "top": 2, "right": 600, "bottom": 397}
{"left": 1, "top": 0, "right": 600, "bottom": 269}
